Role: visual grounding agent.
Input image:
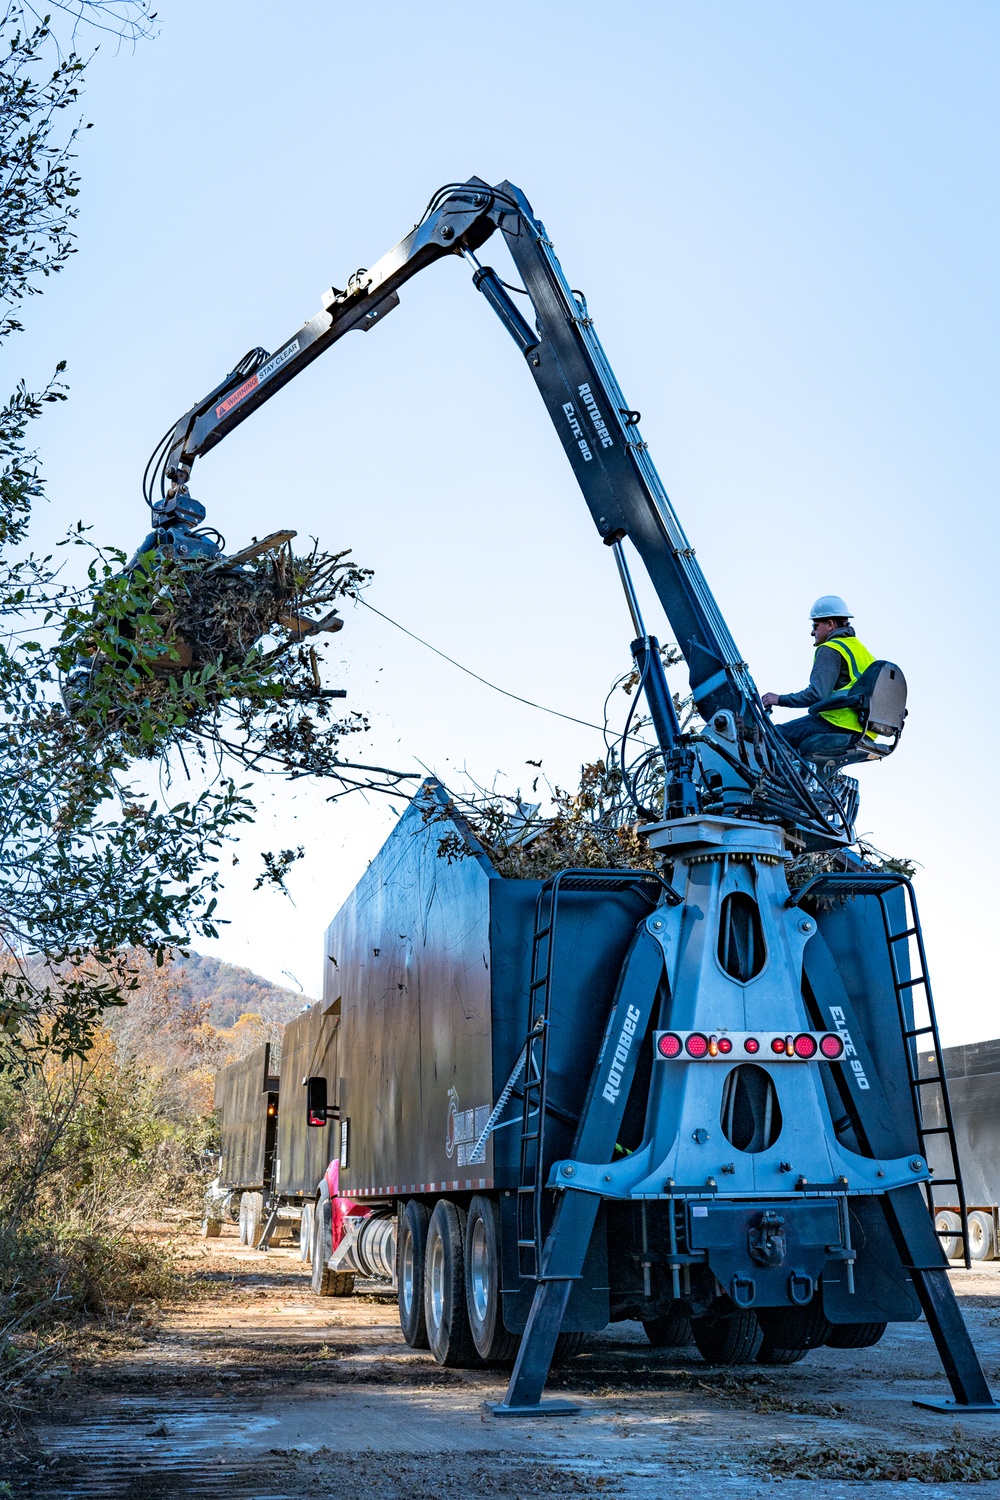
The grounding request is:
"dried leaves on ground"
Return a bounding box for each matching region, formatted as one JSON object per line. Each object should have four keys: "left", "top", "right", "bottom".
{"left": 764, "top": 1439, "right": 1000, "bottom": 1483}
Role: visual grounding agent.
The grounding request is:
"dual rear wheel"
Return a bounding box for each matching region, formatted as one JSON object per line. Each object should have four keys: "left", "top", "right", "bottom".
{"left": 397, "top": 1195, "right": 577, "bottom": 1368}
{"left": 688, "top": 1303, "right": 886, "bottom": 1365}
{"left": 238, "top": 1191, "right": 264, "bottom": 1248}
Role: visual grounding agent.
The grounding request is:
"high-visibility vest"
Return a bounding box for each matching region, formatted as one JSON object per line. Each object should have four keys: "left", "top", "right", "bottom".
{"left": 817, "top": 634, "right": 876, "bottom": 734}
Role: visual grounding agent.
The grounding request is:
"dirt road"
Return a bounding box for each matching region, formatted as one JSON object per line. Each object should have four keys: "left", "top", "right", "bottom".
{"left": 12, "top": 1215, "right": 1000, "bottom": 1498}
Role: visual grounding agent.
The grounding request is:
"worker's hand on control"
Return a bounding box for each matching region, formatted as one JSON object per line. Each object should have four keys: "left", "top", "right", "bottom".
{"left": 761, "top": 692, "right": 780, "bottom": 710}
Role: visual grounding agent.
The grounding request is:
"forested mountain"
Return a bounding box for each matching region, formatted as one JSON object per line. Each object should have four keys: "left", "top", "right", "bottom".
{"left": 172, "top": 952, "right": 314, "bottom": 1028}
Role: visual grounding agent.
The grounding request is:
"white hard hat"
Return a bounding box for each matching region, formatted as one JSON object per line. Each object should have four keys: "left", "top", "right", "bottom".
{"left": 810, "top": 594, "right": 852, "bottom": 620}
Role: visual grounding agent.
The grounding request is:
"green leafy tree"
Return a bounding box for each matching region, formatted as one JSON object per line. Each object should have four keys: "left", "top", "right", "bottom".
{"left": 0, "top": 4, "right": 413, "bottom": 1069}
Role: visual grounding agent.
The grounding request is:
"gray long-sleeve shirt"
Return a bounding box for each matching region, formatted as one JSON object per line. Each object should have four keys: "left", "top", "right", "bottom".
{"left": 777, "top": 629, "right": 855, "bottom": 709}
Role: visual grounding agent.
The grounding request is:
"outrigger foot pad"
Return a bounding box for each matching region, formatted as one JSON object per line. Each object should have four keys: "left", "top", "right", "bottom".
{"left": 486, "top": 1400, "right": 582, "bottom": 1418}
{"left": 912, "top": 1397, "right": 1000, "bottom": 1414}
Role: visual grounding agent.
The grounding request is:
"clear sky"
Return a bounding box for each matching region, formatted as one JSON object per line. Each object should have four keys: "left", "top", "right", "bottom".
{"left": 17, "top": 1, "right": 1000, "bottom": 1041}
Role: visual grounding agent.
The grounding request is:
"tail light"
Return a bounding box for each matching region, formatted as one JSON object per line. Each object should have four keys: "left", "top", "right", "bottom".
{"left": 653, "top": 1030, "right": 845, "bottom": 1062}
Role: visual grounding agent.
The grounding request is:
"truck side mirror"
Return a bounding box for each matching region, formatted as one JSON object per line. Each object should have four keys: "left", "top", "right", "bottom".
{"left": 306, "top": 1076, "right": 328, "bottom": 1127}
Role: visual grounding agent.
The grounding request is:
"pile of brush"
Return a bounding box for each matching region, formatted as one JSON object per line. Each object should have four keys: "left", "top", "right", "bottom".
{"left": 427, "top": 762, "right": 660, "bottom": 881}
{"left": 153, "top": 532, "right": 364, "bottom": 673}
{"left": 59, "top": 533, "right": 370, "bottom": 736}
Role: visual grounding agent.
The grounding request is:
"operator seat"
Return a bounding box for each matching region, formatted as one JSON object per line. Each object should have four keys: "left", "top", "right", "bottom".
{"left": 806, "top": 661, "right": 908, "bottom": 775}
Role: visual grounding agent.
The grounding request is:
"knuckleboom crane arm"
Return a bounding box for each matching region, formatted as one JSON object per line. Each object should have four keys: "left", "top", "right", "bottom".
{"left": 155, "top": 178, "right": 748, "bottom": 722}
{"left": 149, "top": 177, "right": 847, "bottom": 842}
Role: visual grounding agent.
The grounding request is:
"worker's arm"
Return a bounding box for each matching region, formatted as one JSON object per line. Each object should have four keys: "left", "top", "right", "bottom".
{"left": 772, "top": 646, "right": 843, "bottom": 710}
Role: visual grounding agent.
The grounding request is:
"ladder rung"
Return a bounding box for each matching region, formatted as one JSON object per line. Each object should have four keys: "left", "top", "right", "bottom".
{"left": 517, "top": 1239, "right": 537, "bottom": 1247}
{"left": 533, "top": 923, "right": 552, "bottom": 940}
{"left": 889, "top": 926, "right": 919, "bottom": 942}
{"left": 931, "top": 1178, "right": 959, "bottom": 1187}
{"left": 912, "top": 1075, "right": 943, "bottom": 1087}
{"left": 919, "top": 1126, "right": 951, "bottom": 1136}
{"left": 897, "top": 977, "right": 926, "bottom": 991}
{"left": 529, "top": 977, "right": 549, "bottom": 991}
{"left": 904, "top": 1025, "right": 935, "bottom": 1039}
{"left": 517, "top": 1185, "right": 539, "bottom": 1194}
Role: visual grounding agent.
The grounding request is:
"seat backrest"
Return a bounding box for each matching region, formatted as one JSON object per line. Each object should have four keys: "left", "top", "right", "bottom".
{"left": 856, "top": 660, "right": 907, "bottom": 736}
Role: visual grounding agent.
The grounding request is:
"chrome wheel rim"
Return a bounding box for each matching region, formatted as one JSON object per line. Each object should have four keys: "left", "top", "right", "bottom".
{"left": 470, "top": 1217, "right": 491, "bottom": 1324}
{"left": 401, "top": 1229, "right": 415, "bottom": 1316}
{"left": 429, "top": 1232, "right": 445, "bottom": 1330}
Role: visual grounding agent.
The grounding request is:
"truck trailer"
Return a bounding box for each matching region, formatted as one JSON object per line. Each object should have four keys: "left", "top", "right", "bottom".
{"left": 924, "top": 1039, "right": 1000, "bottom": 1263}
{"left": 207, "top": 1042, "right": 279, "bottom": 1246}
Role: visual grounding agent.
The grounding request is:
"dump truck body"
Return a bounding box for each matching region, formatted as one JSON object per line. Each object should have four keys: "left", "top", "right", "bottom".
{"left": 922, "top": 1037, "right": 1000, "bottom": 1261}
{"left": 275, "top": 1001, "right": 339, "bottom": 1199}
{"left": 214, "top": 1042, "right": 279, "bottom": 1192}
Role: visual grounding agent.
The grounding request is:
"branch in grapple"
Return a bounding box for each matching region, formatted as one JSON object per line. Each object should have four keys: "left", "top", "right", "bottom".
{"left": 58, "top": 530, "right": 369, "bottom": 753}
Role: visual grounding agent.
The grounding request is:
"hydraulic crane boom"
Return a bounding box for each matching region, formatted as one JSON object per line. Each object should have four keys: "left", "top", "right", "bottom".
{"left": 146, "top": 176, "right": 859, "bottom": 846}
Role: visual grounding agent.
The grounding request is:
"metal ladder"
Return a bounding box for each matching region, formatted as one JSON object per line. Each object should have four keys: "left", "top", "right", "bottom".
{"left": 515, "top": 867, "right": 666, "bottom": 1280}
{"left": 791, "top": 871, "right": 970, "bottom": 1268}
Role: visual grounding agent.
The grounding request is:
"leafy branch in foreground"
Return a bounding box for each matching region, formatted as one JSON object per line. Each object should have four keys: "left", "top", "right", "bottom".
{"left": 0, "top": 8, "right": 414, "bottom": 1068}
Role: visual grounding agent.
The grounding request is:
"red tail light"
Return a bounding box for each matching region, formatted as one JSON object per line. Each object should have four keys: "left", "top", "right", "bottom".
{"left": 657, "top": 1032, "right": 683, "bottom": 1058}
{"left": 743, "top": 1037, "right": 760, "bottom": 1054}
{"left": 717, "top": 1036, "right": 733, "bottom": 1054}
{"left": 686, "top": 1032, "right": 709, "bottom": 1058}
{"left": 793, "top": 1033, "right": 818, "bottom": 1059}
{"left": 771, "top": 1037, "right": 787, "bottom": 1054}
{"left": 820, "top": 1033, "right": 845, "bottom": 1058}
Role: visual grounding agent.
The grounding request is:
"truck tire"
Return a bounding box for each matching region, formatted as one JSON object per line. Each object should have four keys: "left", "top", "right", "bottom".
{"left": 244, "top": 1192, "right": 264, "bottom": 1249}
{"left": 553, "top": 1332, "right": 588, "bottom": 1361}
{"left": 825, "top": 1321, "right": 887, "bottom": 1349}
{"left": 201, "top": 1218, "right": 222, "bottom": 1239}
{"left": 424, "top": 1200, "right": 480, "bottom": 1368}
{"left": 968, "top": 1210, "right": 996, "bottom": 1261}
{"left": 643, "top": 1311, "right": 694, "bottom": 1347}
{"left": 935, "top": 1210, "right": 962, "bottom": 1261}
{"left": 310, "top": 1194, "right": 355, "bottom": 1297}
{"left": 398, "top": 1200, "right": 430, "bottom": 1348}
{"left": 238, "top": 1192, "right": 249, "bottom": 1245}
{"left": 300, "top": 1201, "right": 314, "bottom": 1265}
{"left": 690, "top": 1307, "right": 763, "bottom": 1365}
{"left": 465, "top": 1197, "right": 517, "bottom": 1365}
{"left": 756, "top": 1303, "right": 831, "bottom": 1365}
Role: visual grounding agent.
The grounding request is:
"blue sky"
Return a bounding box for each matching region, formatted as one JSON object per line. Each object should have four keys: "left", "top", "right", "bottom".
{"left": 17, "top": 1, "right": 1000, "bottom": 1040}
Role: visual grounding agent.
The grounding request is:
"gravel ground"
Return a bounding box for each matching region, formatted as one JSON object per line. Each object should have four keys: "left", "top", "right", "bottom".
{"left": 11, "top": 1214, "right": 1000, "bottom": 1499}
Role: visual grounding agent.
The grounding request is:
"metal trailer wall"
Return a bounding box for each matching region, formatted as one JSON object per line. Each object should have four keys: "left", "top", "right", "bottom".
{"left": 921, "top": 1037, "right": 1000, "bottom": 1206}
{"left": 214, "top": 1042, "right": 278, "bottom": 1191}
{"left": 325, "top": 786, "right": 495, "bottom": 1198}
{"left": 325, "top": 784, "right": 676, "bottom": 1333}
{"left": 275, "top": 1001, "right": 339, "bottom": 1197}
{"left": 326, "top": 785, "right": 652, "bottom": 1205}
